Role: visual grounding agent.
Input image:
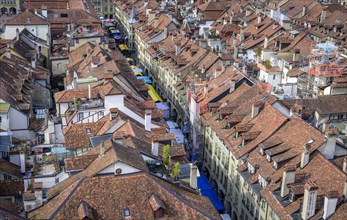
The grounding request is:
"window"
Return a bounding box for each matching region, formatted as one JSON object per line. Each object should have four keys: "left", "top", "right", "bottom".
{"left": 79, "top": 112, "right": 84, "bottom": 120}
{"left": 0, "top": 116, "right": 2, "bottom": 123}
{"left": 273, "top": 75, "right": 276, "bottom": 80}
{"left": 86, "top": 128, "right": 91, "bottom": 133}
{"left": 4, "top": 174, "right": 12, "bottom": 180}
{"left": 99, "top": 111, "right": 104, "bottom": 117}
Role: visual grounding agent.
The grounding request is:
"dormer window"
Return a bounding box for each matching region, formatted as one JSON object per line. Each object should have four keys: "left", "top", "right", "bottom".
{"left": 273, "top": 161, "right": 278, "bottom": 169}
{"left": 289, "top": 191, "right": 295, "bottom": 202}
{"left": 124, "top": 208, "right": 130, "bottom": 217}
{"left": 266, "top": 154, "right": 271, "bottom": 162}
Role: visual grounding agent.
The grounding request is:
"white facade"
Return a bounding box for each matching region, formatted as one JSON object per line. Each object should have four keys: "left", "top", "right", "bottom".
{"left": 3, "top": 25, "right": 49, "bottom": 42}
{"left": 98, "top": 161, "right": 141, "bottom": 175}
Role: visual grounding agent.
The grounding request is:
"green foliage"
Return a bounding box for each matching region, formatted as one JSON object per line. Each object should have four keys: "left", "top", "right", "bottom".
{"left": 162, "top": 145, "right": 170, "bottom": 166}
{"left": 265, "top": 60, "right": 272, "bottom": 70}
{"left": 171, "top": 162, "right": 180, "bottom": 180}
{"left": 256, "top": 47, "right": 262, "bottom": 57}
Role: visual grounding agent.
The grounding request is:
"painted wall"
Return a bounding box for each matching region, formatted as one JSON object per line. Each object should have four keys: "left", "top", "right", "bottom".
{"left": 3, "top": 25, "right": 49, "bottom": 41}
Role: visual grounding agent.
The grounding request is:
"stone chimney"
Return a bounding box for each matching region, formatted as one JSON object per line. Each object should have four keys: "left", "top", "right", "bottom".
{"left": 151, "top": 135, "right": 159, "bottom": 157}
{"left": 31, "top": 56, "right": 36, "bottom": 69}
{"left": 251, "top": 101, "right": 262, "bottom": 119}
{"left": 343, "top": 157, "right": 347, "bottom": 173}
{"left": 154, "top": 18, "right": 159, "bottom": 28}
{"left": 302, "top": 6, "right": 307, "bottom": 17}
{"left": 264, "top": 35, "right": 268, "bottom": 49}
{"left": 323, "top": 129, "right": 338, "bottom": 160}
{"left": 204, "top": 84, "right": 208, "bottom": 95}
{"left": 34, "top": 182, "right": 43, "bottom": 207}
{"left": 280, "top": 165, "right": 296, "bottom": 197}
{"left": 145, "top": 109, "right": 152, "bottom": 131}
{"left": 239, "top": 29, "right": 245, "bottom": 41}
{"left": 100, "top": 141, "right": 105, "bottom": 157}
{"left": 189, "top": 163, "right": 198, "bottom": 189}
{"left": 344, "top": 177, "right": 347, "bottom": 201}
{"left": 300, "top": 143, "right": 310, "bottom": 168}
{"left": 20, "top": 152, "right": 26, "bottom": 174}
{"left": 5, "top": 47, "right": 11, "bottom": 59}
{"left": 323, "top": 191, "right": 339, "bottom": 219}
{"left": 148, "top": 11, "right": 155, "bottom": 22}
{"left": 229, "top": 80, "right": 235, "bottom": 93}
{"left": 88, "top": 84, "right": 92, "bottom": 99}
{"left": 41, "top": 6, "right": 48, "bottom": 18}
{"left": 175, "top": 43, "right": 181, "bottom": 56}
{"left": 214, "top": 65, "right": 223, "bottom": 78}
{"left": 301, "top": 181, "right": 318, "bottom": 220}
{"left": 257, "top": 14, "right": 262, "bottom": 24}
{"left": 320, "top": 8, "right": 327, "bottom": 23}
{"left": 163, "top": 27, "right": 168, "bottom": 39}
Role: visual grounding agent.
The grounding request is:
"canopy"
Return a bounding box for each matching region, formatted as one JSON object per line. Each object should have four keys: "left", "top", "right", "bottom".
{"left": 130, "top": 65, "right": 137, "bottom": 69}
{"left": 148, "top": 85, "right": 163, "bottom": 102}
{"left": 134, "top": 71, "right": 143, "bottom": 76}
{"left": 132, "top": 68, "right": 143, "bottom": 73}
{"left": 119, "top": 44, "right": 128, "bottom": 51}
{"left": 126, "top": 58, "right": 134, "bottom": 62}
{"left": 198, "top": 172, "right": 225, "bottom": 212}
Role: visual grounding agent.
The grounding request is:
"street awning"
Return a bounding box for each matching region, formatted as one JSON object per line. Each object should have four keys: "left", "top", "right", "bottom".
{"left": 132, "top": 68, "right": 143, "bottom": 73}
{"left": 119, "top": 44, "right": 128, "bottom": 51}
{"left": 148, "top": 85, "right": 163, "bottom": 102}
{"left": 126, "top": 58, "right": 134, "bottom": 62}
{"left": 134, "top": 71, "right": 143, "bottom": 76}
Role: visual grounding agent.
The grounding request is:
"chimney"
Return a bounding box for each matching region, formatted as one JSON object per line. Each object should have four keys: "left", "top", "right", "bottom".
{"left": 280, "top": 165, "right": 296, "bottom": 197}
{"left": 240, "top": 29, "right": 245, "bottom": 41}
{"left": 343, "top": 157, "right": 347, "bottom": 173}
{"left": 242, "top": 65, "right": 247, "bottom": 75}
{"left": 154, "top": 18, "right": 159, "bottom": 28}
{"left": 344, "top": 177, "right": 347, "bottom": 202}
{"left": 41, "top": 6, "right": 47, "bottom": 18}
{"left": 257, "top": 14, "right": 262, "bottom": 24}
{"left": 110, "top": 108, "right": 118, "bottom": 120}
{"left": 293, "top": 49, "right": 300, "bottom": 62}
{"left": 31, "top": 56, "right": 36, "bottom": 68}
{"left": 233, "top": 45, "right": 238, "bottom": 60}
{"left": 302, "top": 6, "right": 306, "bottom": 17}
{"left": 175, "top": 43, "right": 181, "bottom": 56}
{"left": 229, "top": 15, "right": 233, "bottom": 24}
{"left": 204, "top": 84, "right": 208, "bottom": 95}
{"left": 251, "top": 102, "right": 262, "bottom": 119}
{"left": 320, "top": 8, "right": 327, "bottom": 23}
{"left": 301, "top": 181, "right": 318, "bottom": 220}
{"left": 16, "top": 28, "right": 19, "bottom": 41}
{"left": 148, "top": 11, "right": 155, "bottom": 22}
{"left": 323, "top": 191, "right": 339, "bottom": 219}
{"left": 88, "top": 84, "right": 92, "bottom": 99}
{"left": 264, "top": 36, "right": 268, "bottom": 49}
{"left": 214, "top": 65, "right": 223, "bottom": 78}
{"left": 145, "top": 109, "right": 152, "bottom": 131}
{"left": 33, "top": 182, "right": 43, "bottom": 207}
{"left": 20, "top": 152, "right": 26, "bottom": 174}
{"left": 300, "top": 143, "right": 310, "bottom": 168}
{"left": 163, "top": 27, "right": 168, "bottom": 39}
{"left": 5, "top": 47, "right": 11, "bottom": 59}
{"left": 100, "top": 141, "right": 105, "bottom": 157}
{"left": 201, "top": 65, "right": 205, "bottom": 74}
{"left": 189, "top": 163, "right": 198, "bottom": 189}
{"left": 323, "top": 129, "right": 338, "bottom": 160}
{"left": 246, "top": 9, "right": 251, "bottom": 17}
{"left": 34, "top": 9, "right": 38, "bottom": 15}
{"left": 229, "top": 80, "right": 235, "bottom": 93}
{"left": 72, "top": 77, "right": 78, "bottom": 89}
{"left": 151, "top": 135, "right": 159, "bottom": 157}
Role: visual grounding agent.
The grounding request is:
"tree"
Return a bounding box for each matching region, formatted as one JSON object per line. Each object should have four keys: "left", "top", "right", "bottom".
{"left": 256, "top": 47, "right": 262, "bottom": 57}
{"left": 162, "top": 145, "right": 170, "bottom": 166}
{"left": 265, "top": 59, "right": 272, "bottom": 70}
{"left": 171, "top": 162, "right": 180, "bottom": 181}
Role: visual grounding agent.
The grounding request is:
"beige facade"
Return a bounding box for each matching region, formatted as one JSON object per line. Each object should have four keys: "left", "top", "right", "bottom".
{"left": 91, "top": 0, "right": 114, "bottom": 19}
{"left": 0, "top": 0, "right": 20, "bottom": 15}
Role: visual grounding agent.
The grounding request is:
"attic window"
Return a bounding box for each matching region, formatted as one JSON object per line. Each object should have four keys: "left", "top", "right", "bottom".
{"left": 26, "top": 17, "right": 31, "bottom": 22}
{"left": 86, "top": 128, "right": 91, "bottom": 133}
{"left": 124, "top": 208, "right": 130, "bottom": 217}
